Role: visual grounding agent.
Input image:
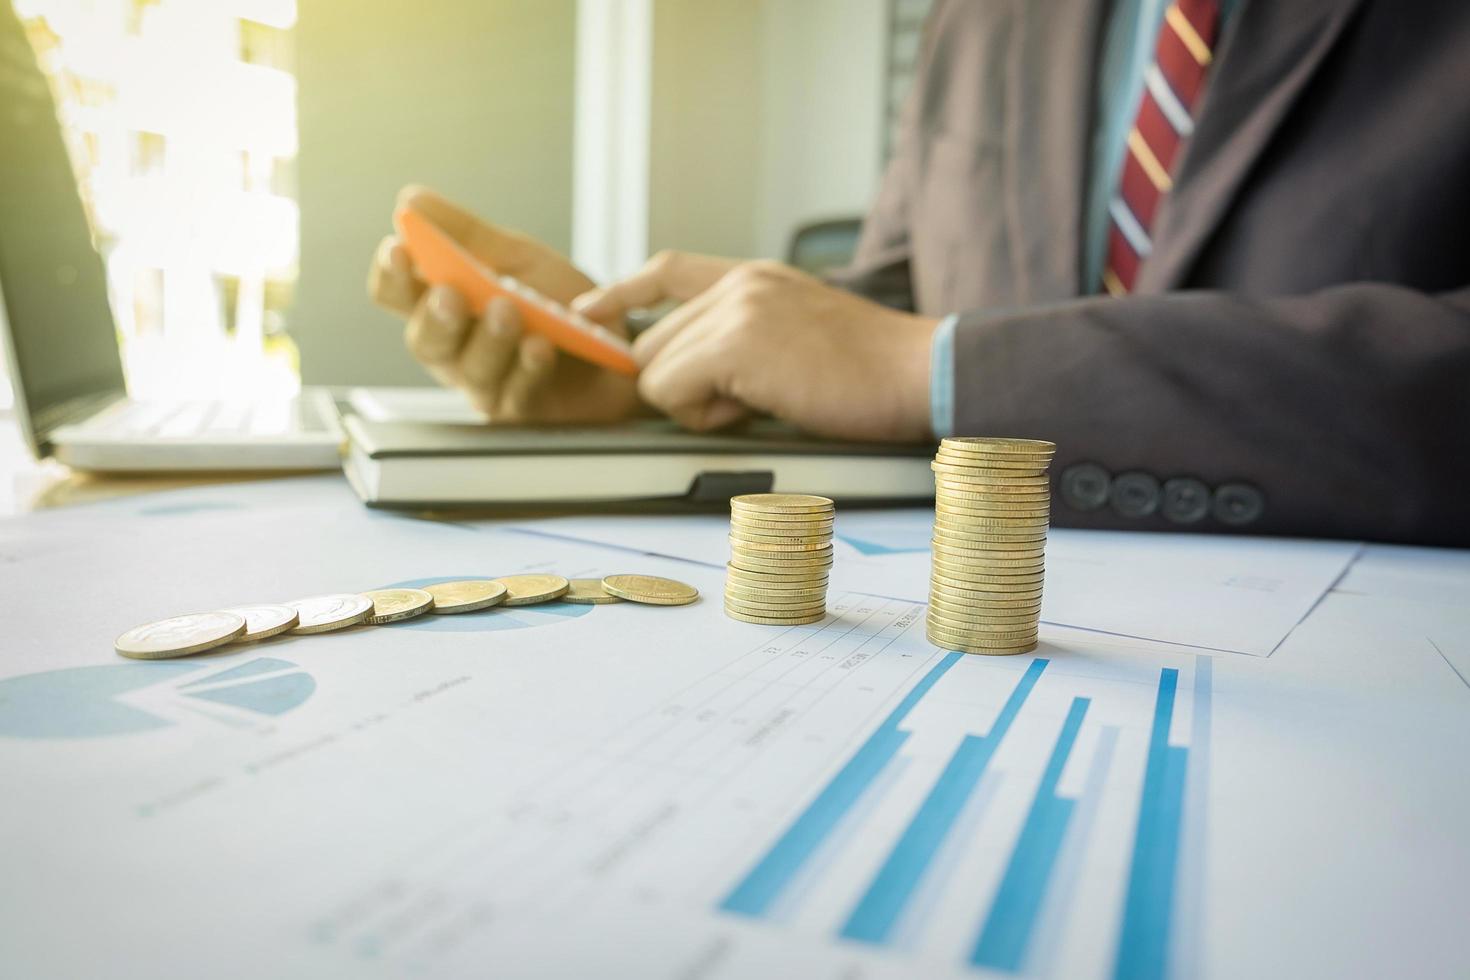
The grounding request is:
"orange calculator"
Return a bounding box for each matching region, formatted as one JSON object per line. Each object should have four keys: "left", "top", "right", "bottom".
{"left": 393, "top": 207, "right": 639, "bottom": 378}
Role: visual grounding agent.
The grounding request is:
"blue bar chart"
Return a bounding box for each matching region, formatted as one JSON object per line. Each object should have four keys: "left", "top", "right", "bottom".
{"left": 718, "top": 651, "right": 964, "bottom": 916}
{"left": 718, "top": 648, "right": 1212, "bottom": 979}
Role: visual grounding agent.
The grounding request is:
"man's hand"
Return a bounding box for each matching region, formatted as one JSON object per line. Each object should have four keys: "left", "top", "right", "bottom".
{"left": 617, "top": 257, "right": 939, "bottom": 442}
{"left": 367, "top": 186, "right": 643, "bottom": 424}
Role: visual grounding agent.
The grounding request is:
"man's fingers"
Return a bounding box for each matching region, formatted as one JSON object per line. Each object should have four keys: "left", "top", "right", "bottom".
{"left": 368, "top": 236, "right": 423, "bottom": 315}
{"left": 573, "top": 251, "right": 735, "bottom": 323}
{"left": 404, "top": 285, "right": 471, "bottom": 365}
{"left": 629, "top": 280, "right": 727, "bottom": 368}
{"left": 458, "top": 297, "right": 524, "bottom": 396}
{"left": 637, "top": 331, "right": 738, "bottom": 431}
{"left": 396, "top": 185, "right": 536, "bottom": 275}
{"left": 496, "top": 334, "right": 558, "bottom": 421}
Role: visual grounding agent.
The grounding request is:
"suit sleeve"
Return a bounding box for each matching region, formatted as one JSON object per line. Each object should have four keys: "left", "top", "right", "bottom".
{"left": 950, "top": 282, "right": 1470, "bottom": 545}
{"left": 825, "top": 0, "right": 955, "bottom": 312}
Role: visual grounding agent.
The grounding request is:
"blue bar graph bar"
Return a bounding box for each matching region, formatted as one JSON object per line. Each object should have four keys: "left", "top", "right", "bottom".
{"left": 970, "top": 696, "right": 1092, "bottom": 971}
{"left": 1113, "top": 668, "right": 1188, "bottom": 980}
{"left": 719, "top": 651, "right": 963, "bottom": 917}
{"left": 838, "top": 660, "right": 1050, "bottom": 944}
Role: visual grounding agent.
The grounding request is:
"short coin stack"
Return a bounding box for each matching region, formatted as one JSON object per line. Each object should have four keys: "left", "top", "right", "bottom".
{"left": 927, "top": 437, "right": 1055, "bottom": 655}
{"left": 725, "top": 493, "right": 834, "bottom": 626}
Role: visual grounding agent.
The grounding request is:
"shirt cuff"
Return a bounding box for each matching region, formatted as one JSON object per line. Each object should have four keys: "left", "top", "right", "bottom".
{"left": 929, "top": 314, "right": 959, "bottom": 438}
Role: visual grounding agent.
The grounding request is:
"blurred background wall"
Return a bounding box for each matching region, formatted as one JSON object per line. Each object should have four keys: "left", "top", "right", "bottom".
{"left": 647, "top": 0, "right": 888, "bottom": 263}
{"left": 292, "top": 0, "right": 577, "bottom": 386}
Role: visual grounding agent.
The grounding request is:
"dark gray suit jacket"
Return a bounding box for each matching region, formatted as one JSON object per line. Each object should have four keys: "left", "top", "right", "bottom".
{"left": 842, "top": 0, "right": 1470, "bottom": 546}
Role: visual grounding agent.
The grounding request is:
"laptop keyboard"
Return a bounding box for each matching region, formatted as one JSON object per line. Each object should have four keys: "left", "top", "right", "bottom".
{"left": 94, "top": 399, "right": 325, "bottom": 439}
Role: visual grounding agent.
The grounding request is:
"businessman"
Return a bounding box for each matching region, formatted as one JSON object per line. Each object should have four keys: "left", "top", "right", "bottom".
{"left": 369, "top": 0, "right": 1470, "bottom": 545}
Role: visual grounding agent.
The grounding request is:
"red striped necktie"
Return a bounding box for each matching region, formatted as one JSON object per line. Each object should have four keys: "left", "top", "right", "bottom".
{"left": 1102, "top": 0, "right": 1222, "bottom": 296}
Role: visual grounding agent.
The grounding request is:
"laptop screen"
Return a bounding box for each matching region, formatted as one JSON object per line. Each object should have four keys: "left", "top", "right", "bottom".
{"left": 0, "top": 4, "right": 125, "bottom": 446}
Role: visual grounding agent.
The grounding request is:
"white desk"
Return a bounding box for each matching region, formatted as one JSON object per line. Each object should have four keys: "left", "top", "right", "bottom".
{"left": 1, "top": 464, "right": 1467, "bottom": 979}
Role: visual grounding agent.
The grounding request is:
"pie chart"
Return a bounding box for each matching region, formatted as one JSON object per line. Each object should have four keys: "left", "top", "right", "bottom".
{"left": 0, "top": 656, "right": 315, "bottom": 740}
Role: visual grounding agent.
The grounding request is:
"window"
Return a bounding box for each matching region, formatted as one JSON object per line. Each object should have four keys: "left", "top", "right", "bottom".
{"left": 13, "top": 0, "right": 301, "bottom": 400}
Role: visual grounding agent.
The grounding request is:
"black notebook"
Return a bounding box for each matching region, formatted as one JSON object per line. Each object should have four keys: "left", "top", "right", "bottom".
{"left": 341, "top": 415, "right": 936, "bottom": 508}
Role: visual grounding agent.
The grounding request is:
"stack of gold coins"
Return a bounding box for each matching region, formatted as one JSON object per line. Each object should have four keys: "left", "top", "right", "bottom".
{"left": 725, "top": 493, "right": 835, "bottom": 625}
{"left": 927, "top": 437, "right": 1055, "bottom": 655}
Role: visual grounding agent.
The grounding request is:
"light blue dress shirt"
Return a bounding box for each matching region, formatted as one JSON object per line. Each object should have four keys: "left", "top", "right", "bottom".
{"left": 929, "top": 0, "right": 1235, "bottom": 436}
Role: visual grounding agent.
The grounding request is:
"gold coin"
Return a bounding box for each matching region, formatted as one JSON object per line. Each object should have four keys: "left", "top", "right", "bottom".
{"left": 936, "top": 487, "right": 1051, "bottom": 500}
{"left": 933, "top": 531, "right": 1048, "bottom": 548}
{"left": 725, "top": 581, "right": 828, "bottom": 599}
{"left": 932, "top": 554, "right": 1046, "bottom": 574}
{"left": 933, "top": 517, "right": 1049, "bottom": 535}
{"left": 495, "top": 574, "right": 571, "bottom": 606}
{"left": 927, "top": 600, "right": 1041, "bottom": 623}
{"left": 730, "top": 536, "right": 834, "bottom": 554}
{"left": 730, "top": 528, "right": 834, "bottom": 546}
{"left": 115, "top": 610, "right": 247, "bottom": 659}
{"left": 933, "top": 490, "right": 1050, "bottom": 505}
{"left": 925, "top": 620, "right": 1039, "bottom": 644}
{"left": 363, "top": 588, "right": 435, "bottom": 625}
{"left": 724, "top": 591, "right": 825, "bottom": 606}
{"left": 727, "top": 605, "right": 828, "bottom": 621}
{"left": 930, "top": 561, "right": 1045, "bottom": 585}
{"left": 926, "top": 606, "right": 1040, "bottom": 630}
{"left": 935, "top": 474, "right": 1051, "bottom": 490}
{"left": 724, "top": 606, "right": 826, "bottom": 626}
{"left": 936, "top": 452, "right": 1054, "bottom": 470}
{"left": 935, "top": 485, "right": 1051, "bottom": 499}
{"left": 288, "top": 593, "right": 375, "bottom": 634}
{"left": 726, "top": 509, "right": 834, "bottom": 524}
{"left": 935, "top": 472, "right": 1052, "bottom": 486}
{"left": 929, "top": 635, "right": 1041, "bottom": 655}
{"left": 729, "top": 554, "right": 834, "bottom": 572}
{"left": 927, "top": 612, "right": 1042, "bottom": 633}
{"left": 931, "top": 554, "right": 1045, "bottom": 572}
{"left": 221, "top": 604, "right": 300, "bottom": 642}
{"left": 730, "top": 516, "right": 835, "bottom": 534}
{"left": 936, "top": 452, "right": 1054, "bottom": 469}
{"left": 940, "top": 437, "right": 1056, "bottom": 455}
{"left": 936, "top": 502, "right": 1050, "bottom": 517}
{"left": 562, "top": 578, "right": 623, "bottom": 604}
{"left": 929, "top": 581, "right": 1046, "bottom": 605}
{"left": 931, "top": 460, "right": 1048, "bottom": 477}
{"left": 423, "top": 579, "right": 508, "bottom": 614}
{"left": 934, "top": 510, "right": 1051, "bottom": 525}
{"left": 724, "top": 569, "right": 830, "bottom": 588}
{"left": 725, "top": 592, "right": 829, "bottom": 609}
{"left": 933, "top": 507, "right": 1050, "bottom": 523}
{"left": 934, "top": 508, "right": 1049, "bottom": 522}
{"left": 730, "top": 493, "right": 835, "bottom": 514}
{"left": 930, "top": 547, "right": 1045, "bottom": 567}
{"left": 934, "top": 457, "right": 1052, "bottom": 475}
{"left": 931, "top": 533, "right": 1048, "bottom": 551}
{"left": 929, "top": 537, "right": 1047, "bottom": 555}
{"left": 602, "top": 574, "right": 700, "bottom": 606}
{"left": 929, "top": 582, "right": 1044, "bottom": 603}
{"left": 926, "top": 629, "right": 1038, "bottom": 656}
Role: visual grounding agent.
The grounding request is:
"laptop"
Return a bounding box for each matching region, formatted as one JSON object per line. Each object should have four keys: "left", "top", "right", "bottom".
{"left": 0, "top": 9, "right": 340, "bottom": 472}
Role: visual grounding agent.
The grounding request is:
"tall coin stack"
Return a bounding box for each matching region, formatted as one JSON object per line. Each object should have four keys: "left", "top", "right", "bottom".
{"left": 927, "top": 437, "right": 1056, "bottom": 655}
{"left": 725, "top": 493, "right": 835, "bottom": 626}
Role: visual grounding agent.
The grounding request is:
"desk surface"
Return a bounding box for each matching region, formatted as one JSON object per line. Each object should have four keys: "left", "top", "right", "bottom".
{"left": 3, "top": 426, "right": 1469, "bottom": 979}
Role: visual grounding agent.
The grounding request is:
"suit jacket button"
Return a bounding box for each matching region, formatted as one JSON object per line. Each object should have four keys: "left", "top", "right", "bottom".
{"left": 1060, "top": 462, "right": 1111, "bottom": 511}
{"left": 1212, "top": 482, "right": 1265, "bottom": 526}
{"left": 1162, "top": 477, "right": 1211, "bottom": 524}
{"left": 1109, "top": 471, "right": 1161, "bottom": 518}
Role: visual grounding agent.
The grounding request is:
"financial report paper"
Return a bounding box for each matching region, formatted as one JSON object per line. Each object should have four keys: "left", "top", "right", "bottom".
{"left": 504, "top": 510, "right": 1361, "bottom": 656}
{"left": 1, "top": 478, "right": 1467, "bottom": 979}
